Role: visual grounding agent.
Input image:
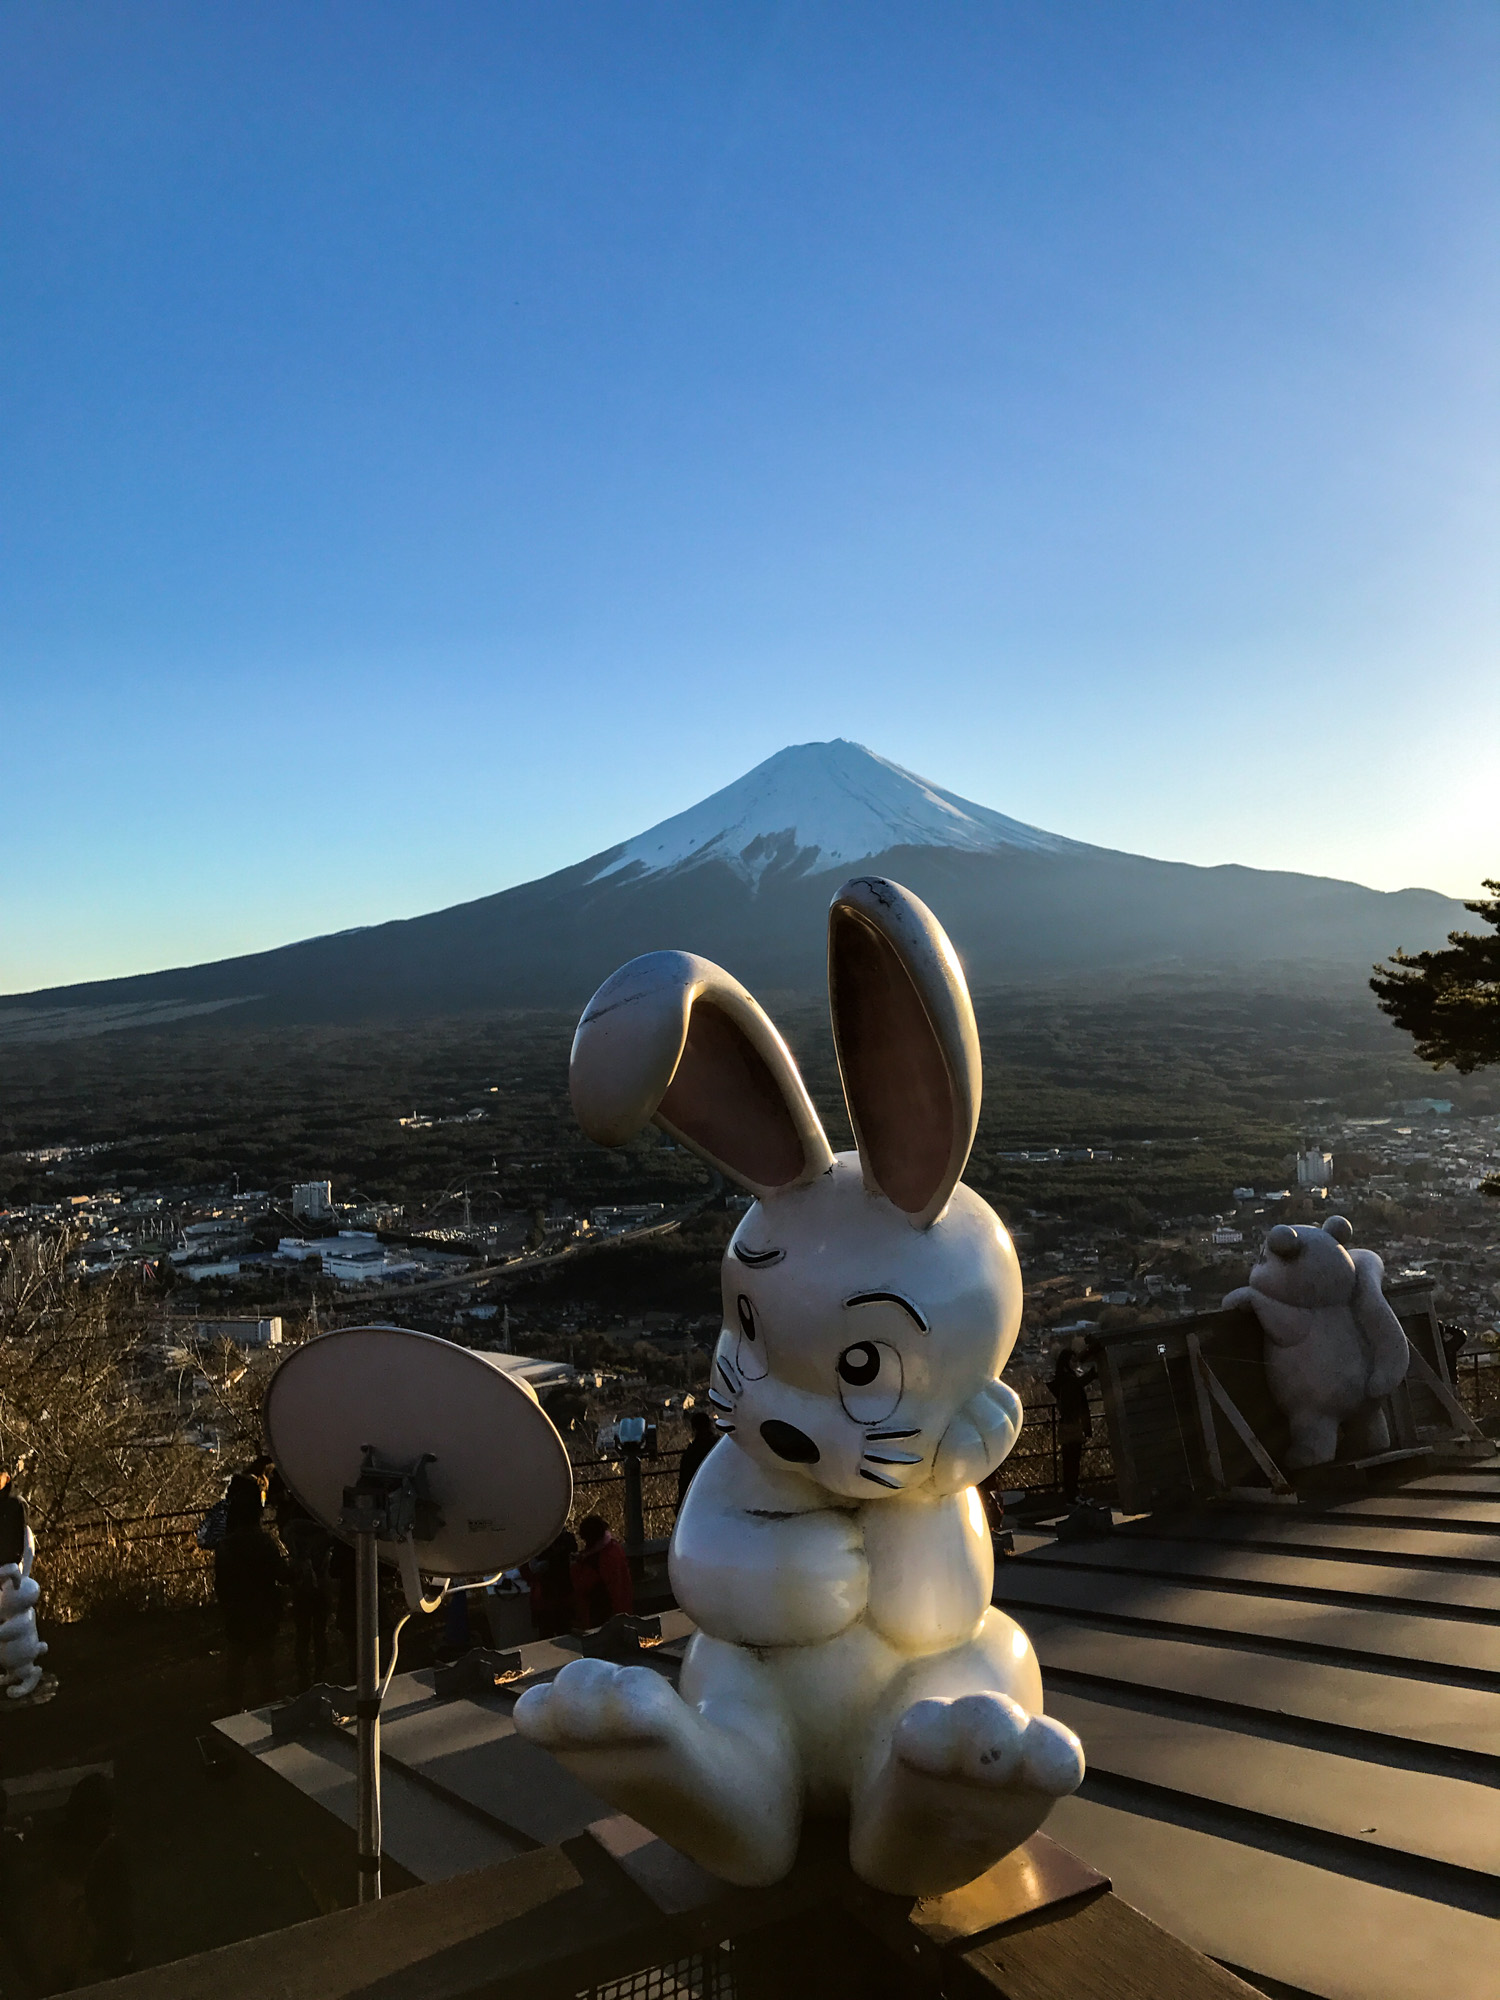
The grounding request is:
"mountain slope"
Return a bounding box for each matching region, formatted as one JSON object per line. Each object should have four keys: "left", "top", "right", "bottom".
{"left": 0, "top": 742, "right": 1467, "bottom": 1039}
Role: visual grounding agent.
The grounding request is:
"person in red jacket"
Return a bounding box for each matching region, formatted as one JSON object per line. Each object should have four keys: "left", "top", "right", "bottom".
{"left": 571, "top": 1514, "right": 633, "bottom": 1628}
{"left": 521, "top": 1529, "right": 578, "bottom": 1639}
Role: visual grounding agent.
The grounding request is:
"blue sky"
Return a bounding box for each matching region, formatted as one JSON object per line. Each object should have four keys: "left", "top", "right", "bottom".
{"left": 3, "top": 2, "right": 1497, "bottom": 991}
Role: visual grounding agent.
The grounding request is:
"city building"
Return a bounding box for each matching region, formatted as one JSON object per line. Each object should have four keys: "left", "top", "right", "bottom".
{"left": 348, "top": 1201, "right": 403, "bottom": 1229}
{"left": 276, "top": 1231, "right": 423, "bottom": 1286}
{"left": 171, "top": 1216, "right": 252, "bottom": 1264}
{"left": 182, "top": 1219, "right": 237, "bottom": 1245}
{"left": 292, "top": 1181, "right": 334, "bottom": 1222}
{"left": 588, "top": 1203, "right": 666, "bottom": 1235}
{"left": 1296, "top": 1145, "right": 1333, "bottom": 1189}
{"left": 198, "top": 1317, "right": 283, "bottom": 1348}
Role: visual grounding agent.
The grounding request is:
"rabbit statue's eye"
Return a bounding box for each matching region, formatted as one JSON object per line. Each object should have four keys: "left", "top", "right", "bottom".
{"left": 838, "top": 1343, "right": 880, "bottom": 1386}
{"left": 734, "top": 1293, "right": 769, "bottom": 1380}
{"left": 836, "top": 1340, "right": 903, "bottom": 1422}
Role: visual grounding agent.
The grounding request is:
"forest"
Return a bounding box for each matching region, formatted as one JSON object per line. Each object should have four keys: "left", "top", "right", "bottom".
{"left": 2, "top": 972, "right": 1487, "bottom": 1231}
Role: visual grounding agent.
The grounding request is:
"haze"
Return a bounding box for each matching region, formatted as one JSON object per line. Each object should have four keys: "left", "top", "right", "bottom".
{"left": 3, "top": 3, "right": 1497, "bottom": 992}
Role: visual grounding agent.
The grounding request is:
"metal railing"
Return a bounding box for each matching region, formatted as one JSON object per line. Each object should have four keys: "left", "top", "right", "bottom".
{"left": 573, "top": 1393, "right": 1119, "bottom": 1547}
{"left": 1453, "top": 1351, "right": 1500, "bottom": 1424}
{"left": 997, "top": 1391, "right": 1115, "bottom": 1502}
{"left": 30, "top": 1393, "right": 1120, "bottom": 1620}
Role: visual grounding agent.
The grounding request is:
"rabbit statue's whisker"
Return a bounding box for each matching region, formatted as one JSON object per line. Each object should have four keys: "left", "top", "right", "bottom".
{"left": 862, "top": 1449, "right": 923, "bottom": 1466}
{"left": 857, "top": 1466, "right": 903, "bottom": 1489}
{"left": 863, "top": 1426, "right": 920, "bottom": 1441}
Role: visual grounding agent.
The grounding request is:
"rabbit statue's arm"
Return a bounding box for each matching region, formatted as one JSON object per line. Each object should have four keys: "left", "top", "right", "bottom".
{"left": 930, "top": 1378, "right": 1022, "bottom": 1496}
{"left": 668, "top": 1438, "right": 868, "bottom": 1648}
{"left": 862, "top": 1488, "right": 994, "bottom": 1654}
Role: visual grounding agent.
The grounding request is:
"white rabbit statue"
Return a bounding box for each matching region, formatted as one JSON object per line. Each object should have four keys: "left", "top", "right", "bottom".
{"left": 0, "top": 1525, "right": 48, "bottom": 1700}
{"left": 515, "top": 876, "right": 1083, "bottom": 1895}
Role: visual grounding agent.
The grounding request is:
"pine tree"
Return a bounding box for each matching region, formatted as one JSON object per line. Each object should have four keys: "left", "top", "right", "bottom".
{"left": 1371, "top": 880, "right": 1500, "bottom": 1073}
{"left": 1372, "top": 881, "right": 1500, "bottom": 1199}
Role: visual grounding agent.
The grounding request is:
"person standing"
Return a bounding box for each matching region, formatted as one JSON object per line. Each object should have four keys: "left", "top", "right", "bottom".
{"left": 1439, "top": 1320, "right": 1468, "bottom": 1388}
{"left": 277, "top": 1493, "right": 332, "bottom": 1691}
{"left": 213, "top": 1475, "right": 289, "bottom": 1710}
{"left": 521, "top": 1530, "right": 578, "bottom": 1640}
{"left": 60, "top": 1773, "right": 134, "bottom": 1982}
{"left": 977, "top": 1465, "right": 1016, "bottom": 1558}
{"left": 1049, "top": 1342, "right": 1098, "bottom": 1502}
{"left": 0, "top": 1465, "right": 27, "bottom": 1568}
{"left": 675, "top": 1410, "right": 718, "bottom": 1508}
{"left": 571, "top": 1515, "right": 633, "bottom": 1628}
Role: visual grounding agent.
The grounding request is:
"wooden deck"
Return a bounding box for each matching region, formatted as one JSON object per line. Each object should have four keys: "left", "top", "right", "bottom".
{"left": 997, "top": 1461, "right": 1500, "bottom": 2000}
{"left": 67, "top": 1609, "right": 1257, "bottom": 1998}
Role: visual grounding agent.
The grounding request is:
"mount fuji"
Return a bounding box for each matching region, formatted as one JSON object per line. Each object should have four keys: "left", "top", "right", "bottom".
{"left": 0, "top": 740, "right": 1468, "bottom": 1038}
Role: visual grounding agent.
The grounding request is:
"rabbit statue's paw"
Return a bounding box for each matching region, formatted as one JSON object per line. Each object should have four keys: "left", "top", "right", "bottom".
{"left": 894, "top": 1692, "right": 1082, "bottom": 1796}
{"left": 930, "top": 1379, "right": 1023, "bottom": 1494}
{"left": 852, "top": 1691, "right": 1083, "bottom": 1896}
{"left": 514, "top": 1653, "right": 802, "bottom": 1887}
{"left": 515, "top": 1657, "right": 682, "bottom": 1750}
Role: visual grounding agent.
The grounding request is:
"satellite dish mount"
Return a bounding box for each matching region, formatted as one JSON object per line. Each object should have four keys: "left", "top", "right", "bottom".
{"left": 263, "top": 1325, "right": 573, "bottom": 1904}
{"left": 338, "top": 1444, "right": 452, "bottom": 1897}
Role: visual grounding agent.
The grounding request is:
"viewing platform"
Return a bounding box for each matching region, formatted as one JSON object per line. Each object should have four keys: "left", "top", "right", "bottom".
{"left": 67, "top": 1276, "right": 1500, "bottom": 2000}
{"left": 1000, "top": 1462, "right": 1500, "bottom": 1998}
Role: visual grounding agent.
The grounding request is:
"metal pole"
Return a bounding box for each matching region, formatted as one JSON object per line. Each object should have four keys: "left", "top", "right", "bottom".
{"left": 621, "top": 1448, "right": 645, "bottom": 1580}
{"left": 355, "top": 1527, "right": 382, "bottom": 1902}
{"left": 1050, "top": 1404, "right": 1058, "bottom": 1493}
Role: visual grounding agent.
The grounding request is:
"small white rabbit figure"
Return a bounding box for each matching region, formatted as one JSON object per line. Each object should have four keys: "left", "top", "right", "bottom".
{"left": 0, "top": 1526, "right": 48, "bottom": 1700}
{"left": 516, "top": 877, "right": 1083, "bottom": 1895}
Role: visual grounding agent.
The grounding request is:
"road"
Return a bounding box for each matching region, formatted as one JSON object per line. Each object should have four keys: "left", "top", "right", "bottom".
{"left": 320, "top": 1208, "right": 700, "bottom": 1309}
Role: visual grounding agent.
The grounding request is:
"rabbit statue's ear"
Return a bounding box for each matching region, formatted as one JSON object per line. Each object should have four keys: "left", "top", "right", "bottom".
{"left": 828, "top": 877, "right": 981, "bottom": 1228}
{"left": 571, "top": 950, "right": 833, "bottom": 1197}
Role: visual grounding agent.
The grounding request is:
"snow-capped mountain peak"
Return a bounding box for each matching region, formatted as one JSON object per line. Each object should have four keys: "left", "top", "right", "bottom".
{"left": 589, "top": 740, "right": 1084, "bottom": 889}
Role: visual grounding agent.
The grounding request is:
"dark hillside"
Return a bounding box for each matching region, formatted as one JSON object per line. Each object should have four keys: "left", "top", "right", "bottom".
{"left": 0, "top": 840, "right": 1466, "bottom": 1038}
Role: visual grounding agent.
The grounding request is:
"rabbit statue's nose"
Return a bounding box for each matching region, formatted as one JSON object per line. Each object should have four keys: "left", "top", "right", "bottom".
{"left": 760, "top": 1420, "right": 820, "bottom": 1464}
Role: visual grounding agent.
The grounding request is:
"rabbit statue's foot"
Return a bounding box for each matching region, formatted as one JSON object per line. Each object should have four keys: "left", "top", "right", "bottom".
{"left": 514, "top": 1657, "right": 799, "bottom": 1886}
{"left": 850, "top": 1691, "right": 1084, "bottom": 1897}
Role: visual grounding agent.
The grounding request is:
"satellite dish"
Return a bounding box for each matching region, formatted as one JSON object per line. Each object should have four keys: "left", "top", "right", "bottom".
{"left": 262, "top": 1325, "right": 575, "bottom": 1906}
{"left": 263, "top": 1324, "right": 574, "bottom": 1578}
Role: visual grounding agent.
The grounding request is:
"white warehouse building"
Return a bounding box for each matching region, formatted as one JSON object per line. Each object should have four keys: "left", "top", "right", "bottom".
{"left": 277, "top": 1232, "right": 423, "bottom": 1287}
